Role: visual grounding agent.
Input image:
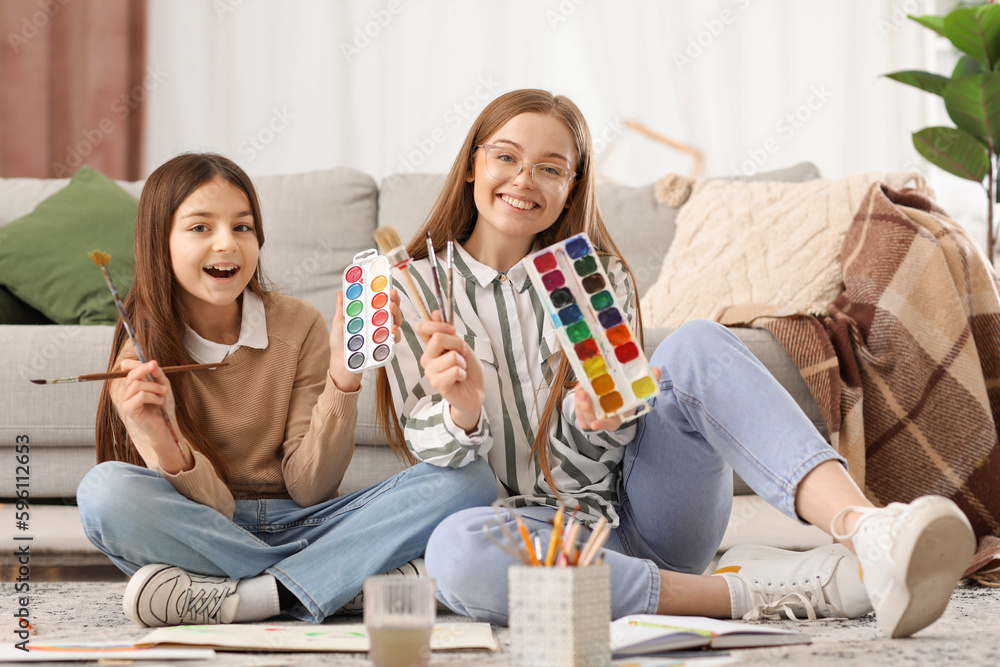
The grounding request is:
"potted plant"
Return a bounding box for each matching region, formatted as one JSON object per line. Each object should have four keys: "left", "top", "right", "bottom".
{"left": 886, "top": 2, "right": 1000, "bottom": 263}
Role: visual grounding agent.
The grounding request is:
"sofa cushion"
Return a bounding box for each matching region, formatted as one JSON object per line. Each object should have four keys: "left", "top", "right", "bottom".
{"left": 0, "top": 166, "right": 139, "bottom": 325}
{"left": 256, "top": 167, "right": 378, "bottom": 324}
{"left": 377, "top": 173, "right": 446, "bottom": 247}
{"left": 0, "top": 285, "right": 53, "bottom": 324}
{"left": 640, "top": 170, "right": 929, "bottom": 328}
{"left": 603, "top": 162, "right": 823, "bottom": 299}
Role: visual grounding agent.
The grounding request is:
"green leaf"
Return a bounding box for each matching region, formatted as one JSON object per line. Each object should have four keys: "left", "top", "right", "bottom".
{"left": 954, "top": 55, "right": 984, "bottom": 78}
{"left": 943, "top": 72, "right": 1000, "bottom": 146}
{"left": 942, "top": 6, "right": 1000, "bottom": 70}
{"left": 913, "top": 126, "right": 990, "bottom": 182}
{"left": 885, "top": 70, "right": 950, "bottom": 97}
{"left": 910, "top": 14, "right": 947, "bottom": 37}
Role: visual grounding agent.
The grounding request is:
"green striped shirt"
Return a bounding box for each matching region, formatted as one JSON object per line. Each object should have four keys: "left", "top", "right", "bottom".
{"left": 386, "top": 242, "right": 638, "bottom": 525}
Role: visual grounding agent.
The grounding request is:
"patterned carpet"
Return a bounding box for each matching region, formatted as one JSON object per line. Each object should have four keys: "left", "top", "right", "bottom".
{"left": 3, "top": 581, "right": 1000, "bottom": 665}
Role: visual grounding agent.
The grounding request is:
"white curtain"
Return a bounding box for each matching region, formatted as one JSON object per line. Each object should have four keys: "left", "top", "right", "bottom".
{"left": 147, "top": 1, "right": 973, "bottom": 233}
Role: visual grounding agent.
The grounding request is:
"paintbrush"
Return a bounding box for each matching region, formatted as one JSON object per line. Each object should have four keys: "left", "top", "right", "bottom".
{"left": 446, "top": 238, "right": 454, "bottom": 324}
{"left": 425, "top": 230, "right": 446, "bottom": 323}
{"left": 373, "top": 226, "right": 432, "bottom": 321}
{"left": 88, "top": 250, "right": 190, "bottom": 467}
{"left": 30, "top": 362, "right": 229, "bottom": 385}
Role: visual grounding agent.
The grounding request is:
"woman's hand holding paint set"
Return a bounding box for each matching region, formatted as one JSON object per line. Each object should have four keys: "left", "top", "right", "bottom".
{"left": 524, "top": 233, "right": 659, "bottom": 422}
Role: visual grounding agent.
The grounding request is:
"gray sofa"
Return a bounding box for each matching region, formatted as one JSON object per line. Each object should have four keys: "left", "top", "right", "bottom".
{"left": 0, "top": 163, "right": 832, "bottom": 564}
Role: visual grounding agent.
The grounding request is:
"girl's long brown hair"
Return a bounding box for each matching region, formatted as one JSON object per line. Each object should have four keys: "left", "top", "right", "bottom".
{"left": 95, "top": 153, "right": 270, "bottom": 482}
{"left": 376, "top": 89, "right": 644, "bottom": 495}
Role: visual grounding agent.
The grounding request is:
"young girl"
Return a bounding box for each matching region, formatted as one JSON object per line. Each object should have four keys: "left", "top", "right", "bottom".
{"left": 78, "top": 152, "right": 495, "bottom": 627}
{"left": 377, "top": 89, "right": 976, "bottom": 638}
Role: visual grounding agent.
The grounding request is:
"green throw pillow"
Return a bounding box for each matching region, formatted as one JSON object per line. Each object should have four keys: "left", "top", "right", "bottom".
{"left": 0, "top": 166, "right": 138, "bottom": 325}
{"left": 0, "top": 285, "right": 53, "bottom": 324}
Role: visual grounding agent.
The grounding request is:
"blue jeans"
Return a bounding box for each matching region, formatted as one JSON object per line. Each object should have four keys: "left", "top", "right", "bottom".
{"left": 425, "top": 320, "right": 844, "bottom": 625}
{"left": 78, "top": 457, "right": 496, "bottom": 622}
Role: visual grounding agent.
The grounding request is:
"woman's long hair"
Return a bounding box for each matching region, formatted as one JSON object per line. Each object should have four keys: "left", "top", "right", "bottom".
{"left": 376, "top": 89, "right": 644, "bottom": 496}
{"left": 94, "top": 153, "right": 270, "bottom": 482}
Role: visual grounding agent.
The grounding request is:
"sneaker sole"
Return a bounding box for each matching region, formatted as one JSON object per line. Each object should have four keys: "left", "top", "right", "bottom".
{"left": 878, "top": 499, "right": 975, "bottom": 638}
{"left": 123, "top": 563, "right": 177, "bottom": 628}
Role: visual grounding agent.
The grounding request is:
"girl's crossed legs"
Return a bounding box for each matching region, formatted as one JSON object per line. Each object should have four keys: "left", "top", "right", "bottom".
{"left": 79, "top": 457, "right": 496, "bottom": 623}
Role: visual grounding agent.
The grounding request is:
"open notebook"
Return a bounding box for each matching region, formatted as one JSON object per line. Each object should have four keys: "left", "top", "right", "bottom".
{"left": 610, "top": 614, "right": 810, "bottom": 656}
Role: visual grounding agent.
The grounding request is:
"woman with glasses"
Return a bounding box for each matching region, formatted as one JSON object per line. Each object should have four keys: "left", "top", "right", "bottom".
{"left": 373, "top": 88, "right": 974, "bottom": 638}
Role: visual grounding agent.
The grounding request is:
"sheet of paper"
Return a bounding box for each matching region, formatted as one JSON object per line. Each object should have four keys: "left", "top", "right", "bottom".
{"left": 0, "top": 641, "right": 216, "bottom": 662}
{"left": 136, "top": 622, "right": 499, "bottom": 652}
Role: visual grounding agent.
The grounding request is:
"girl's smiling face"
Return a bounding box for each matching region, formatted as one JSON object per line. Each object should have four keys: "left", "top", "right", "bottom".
{"left": 169, "top": 176, "right": 259, "bottom": 329}
{"left": 465, "top": 112, "right": 576, "bottom": 267}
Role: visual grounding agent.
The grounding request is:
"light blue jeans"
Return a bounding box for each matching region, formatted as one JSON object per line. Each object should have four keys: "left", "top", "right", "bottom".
{"left": 78, "top": 457, "right": 496, "bottom": 622}
{"left": 425, "top": 320, "right": 845, "bottom": 625}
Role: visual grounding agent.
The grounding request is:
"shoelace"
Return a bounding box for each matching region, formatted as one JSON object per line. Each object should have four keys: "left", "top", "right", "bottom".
{"left": 174, "top": 582, "right": 236, "bottom": 624}
{"left": 742, "top": 574, "right": 839, "bottom": 621}
{"left": 745, "top": 590, "right": 820, "bottom": 621}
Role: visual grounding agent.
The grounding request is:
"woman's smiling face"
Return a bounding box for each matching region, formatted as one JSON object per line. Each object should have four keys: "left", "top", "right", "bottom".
{"left": 466, "top": 112, "right": 576, "bottom": 250}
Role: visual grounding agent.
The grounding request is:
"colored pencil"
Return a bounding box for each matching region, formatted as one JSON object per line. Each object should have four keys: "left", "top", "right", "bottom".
{"left": 544, "top": 504, "right": 566, "bottom": 566}
{"left": 514, "top": 513, "right": 541, "bottom": 566}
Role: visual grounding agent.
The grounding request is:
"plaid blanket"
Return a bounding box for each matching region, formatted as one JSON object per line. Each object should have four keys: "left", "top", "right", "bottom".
{"left": 718, "top": 183, "right": 1000, "bottom": 543}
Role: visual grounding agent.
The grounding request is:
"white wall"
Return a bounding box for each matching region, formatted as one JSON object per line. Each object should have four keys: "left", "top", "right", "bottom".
{"left": 146, "top": 0, "right": 989, "bottom": 247}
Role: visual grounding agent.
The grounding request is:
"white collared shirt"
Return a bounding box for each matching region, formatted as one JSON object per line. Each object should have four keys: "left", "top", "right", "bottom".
{"left": 182, "top": 289, "right": 269, "bottom": 364}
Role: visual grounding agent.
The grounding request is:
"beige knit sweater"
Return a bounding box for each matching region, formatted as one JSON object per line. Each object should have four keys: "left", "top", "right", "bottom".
{"left": 111, "top": 293, "right": 359, "bottom": 519}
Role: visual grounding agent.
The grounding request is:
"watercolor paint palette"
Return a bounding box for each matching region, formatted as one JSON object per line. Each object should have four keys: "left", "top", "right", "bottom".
{"left": 524, "top": 233, "right": 658, "bottom": 422}
{"left": 342, "top": 249, "right": 394, "bottom": 373}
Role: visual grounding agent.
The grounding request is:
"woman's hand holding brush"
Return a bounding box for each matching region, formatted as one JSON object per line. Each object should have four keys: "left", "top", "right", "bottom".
{"left": 115, "top": 359, "right": 193, "bottom": 473}
{"left": 415, "top": 313, "right": 486, "bottom": 434}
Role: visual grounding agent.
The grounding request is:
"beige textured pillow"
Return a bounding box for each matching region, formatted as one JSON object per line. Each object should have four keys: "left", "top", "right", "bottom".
{"left": 639, "top": 172, "right": 928, "bottom": 328}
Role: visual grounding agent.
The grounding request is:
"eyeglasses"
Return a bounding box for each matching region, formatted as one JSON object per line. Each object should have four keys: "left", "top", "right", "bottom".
{"left": 476, "top": 144, "right": 575, "bottom": 194}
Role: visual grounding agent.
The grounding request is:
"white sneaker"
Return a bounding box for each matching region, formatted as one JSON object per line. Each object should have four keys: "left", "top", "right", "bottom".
{"left": 832, "top": 496, "right": 975, "bottom": 638}
{"left": 338, "top": 558, "right": 428, "bottom": 615}
{"left": 123, "top": 564, "right": 240, "bottom": 627}
{"left": 714, "top": 544, "right": 873, "bottom": 621}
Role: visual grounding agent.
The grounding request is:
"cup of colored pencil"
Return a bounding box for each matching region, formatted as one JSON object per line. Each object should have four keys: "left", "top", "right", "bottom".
{"left": 482, "top": 502, "right": 611, "bottom": 568}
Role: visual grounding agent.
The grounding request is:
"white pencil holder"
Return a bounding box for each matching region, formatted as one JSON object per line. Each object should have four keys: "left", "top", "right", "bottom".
{"left": 508, "top": 564, "right": 611, "bottom": 667}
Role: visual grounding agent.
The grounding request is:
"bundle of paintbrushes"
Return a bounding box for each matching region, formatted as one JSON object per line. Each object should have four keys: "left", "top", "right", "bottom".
{"left": 88, "top": 251, "right": 189, "bottom": 466}
{"left": 483, "top": 503, "right": 611, "bottom": 567}
{"left": 373, "top": 227, "right": 455, "bottom": 324}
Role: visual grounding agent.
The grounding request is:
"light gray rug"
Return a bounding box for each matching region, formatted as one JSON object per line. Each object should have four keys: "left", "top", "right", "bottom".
{"left": 4, "top": 581, "right": 1000, "bottom": 665}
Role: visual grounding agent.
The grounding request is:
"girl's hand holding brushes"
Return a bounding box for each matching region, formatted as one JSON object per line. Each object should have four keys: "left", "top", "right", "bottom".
{"left": 414, "top": 313, "right": 486, "bottom": 434}
{"left": 114, "top": 358, "right": 192, "bottom": 474}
